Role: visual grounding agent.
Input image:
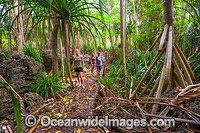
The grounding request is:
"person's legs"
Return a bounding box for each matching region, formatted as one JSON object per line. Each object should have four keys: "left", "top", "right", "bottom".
{"left": 99, "top": 66, "right": 102, "bottom": 72}
{"left": 99, "top": 66, "right": 102, "bottom": 76}
{"left": 97, "top": 66, "right": 101, "bottom": 76}
{"left": 96, "top": 66, "right": 99, "bottom": 75}
{"left": 91, "top": 64, "right": 93, "bottom": 73}
{"left": 92, "top": 65, "right": 94, "bottom": 73}
{"left": 79, "top": 72, "right": 85, "bottom": 88}
{"left": 76, "top": 72, "right": 81, "bottom": 87}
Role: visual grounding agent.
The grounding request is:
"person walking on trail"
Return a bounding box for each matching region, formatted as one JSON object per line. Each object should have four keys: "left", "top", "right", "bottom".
{"left": 89, "top": 53, "right": 96, "bottom": 73}
{"left": 96, "top": 51, "right": 103, "bottom": 76}
{"left": 73, "top": 49, "right": 85, "bottom": 88}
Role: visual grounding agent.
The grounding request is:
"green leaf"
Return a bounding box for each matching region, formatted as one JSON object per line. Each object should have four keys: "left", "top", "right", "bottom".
{"left": 0, "top": 79, "right": 21, "bottom": 133}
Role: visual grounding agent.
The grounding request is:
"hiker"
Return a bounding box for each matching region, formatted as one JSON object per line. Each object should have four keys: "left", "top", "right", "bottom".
{"left": 73, "top": 49, "right": 85, "bottom": 88}
{"left": 96, "top": 51, "right": 103, "bottom": 76}
{"left": 89, "top": 53, "right": 96, "bottom": 73}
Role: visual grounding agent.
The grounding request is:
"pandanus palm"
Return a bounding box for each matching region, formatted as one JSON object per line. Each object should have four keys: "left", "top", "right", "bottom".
{"left": 130, "top": 0, "right": 196, "bottom": 115}
{"left": 1, "top": 0, "right": 109, "bottom": 88}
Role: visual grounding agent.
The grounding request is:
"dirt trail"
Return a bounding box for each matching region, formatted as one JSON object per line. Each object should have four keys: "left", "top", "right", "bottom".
{"left": 34, "top": 73, "right": 100, "bottom": 133}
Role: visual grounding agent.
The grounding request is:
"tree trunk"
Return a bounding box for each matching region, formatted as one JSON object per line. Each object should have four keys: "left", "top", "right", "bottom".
{"left": 72, "top": 29, "right": 78, "bottom": 56}
{"left": 133, "top": 0, "right": 139, "bottom": 35}
{"left": 83, "top": 26, "right": 86, "bottom": 46}
{"left": 24, "top": 5, "right": 29, "bottom": 36}
{"left": 120, "top": 0, "right": 127, "bottom": 75}
{"left": 77, "top": 30, "right": 81, "bottom": 48}
{"left": 0, "top": 31, "right": 2, "bottom": 53}
{"left": 19, "top": 5, "right": 25, "bottom": 45}
{"left": 59, "top": 37, "right": 65, "bottom": 81}
{"left": 51, "top": 18, "right": 59, "bottom": 75}
{"left": 130, "top": 0, "right": 194, "bottom": 110}
{"left": 62, "top": 19, "right": 73, "bottom": 88}
{"left": 152, "top": 0, "right": 174, "bottom": 114}
{"left": 163, "top": 0, "right": 174, "bottom": 26}
{"left": 13, "top": 0, "right": 23, "bottom": 53}
{"left": 112, "top": 24, "right": 115, "bottom": 47}
{"left": 75, "top": 29, "right": 78, "bottom": 48}
{"left": 8, "top": 5, "right": 12, "bottom": 54}
{"left": 125, "top": 0, "right": 128, "bottom": 53}
{"left": 102, "top": 26, "right": 106, "bottom": 51}
{"left": 115, "top": 34, "right": 118, "bottom": 49}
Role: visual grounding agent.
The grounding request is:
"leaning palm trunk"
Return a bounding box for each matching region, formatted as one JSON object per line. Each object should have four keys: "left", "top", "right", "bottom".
{"left": 130, "top": 0, "right": 195, "bottom": 115}
{"left": 62, "top": 19, "right": 73, "bottom": 89}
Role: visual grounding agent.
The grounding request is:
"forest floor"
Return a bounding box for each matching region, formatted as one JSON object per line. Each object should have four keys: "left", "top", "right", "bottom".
{"left": 34, "top": 72, "right": 101, "bottom": 133}
{"left": 32, "top": 71, "right": 163, "bottom": 133}
{"left": 1, "top": 52, "right": 198, "bottom": 132}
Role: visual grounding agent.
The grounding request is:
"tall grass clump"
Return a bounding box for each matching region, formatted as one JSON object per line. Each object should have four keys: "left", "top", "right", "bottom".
{"left": 23, "top": 44, "right": 43, "bottom": 63}
{"left": 30, "top": 72, "right": 67, "bottom": 100}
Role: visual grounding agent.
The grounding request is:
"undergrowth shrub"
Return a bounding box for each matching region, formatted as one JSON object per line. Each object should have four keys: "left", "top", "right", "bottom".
{"left": 188, "top": 51, "right": 200, "bottom": 82}
{"left": 30, "top": 72, "right": 67, "bottom": 100}
{"left": 105, "top": 46, "right": 120, "bottom": 59}
{"left": 2, "top": 50, "right": 10, "bottom": 60}
{"left": 99, "top": 48, "right": 162, "bottom": 98}
{"left": 23, "top": 44, "right": 43, "bottom": 63}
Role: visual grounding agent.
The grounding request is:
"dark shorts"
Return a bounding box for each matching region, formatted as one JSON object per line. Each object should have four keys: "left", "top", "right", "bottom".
{"left": 75, "top": 67, "right": 83, "bottom": 72}
{"left": 96, "top": 66, "right": 102, "bottom": 72}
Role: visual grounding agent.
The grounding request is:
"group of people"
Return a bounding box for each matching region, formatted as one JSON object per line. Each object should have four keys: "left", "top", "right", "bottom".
{"left": 89, "top": 51, "right": 103, "bottom": 74}
{"left": 73, "top": 49, "right": 103, "bottom": 88}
